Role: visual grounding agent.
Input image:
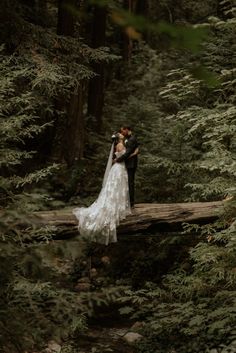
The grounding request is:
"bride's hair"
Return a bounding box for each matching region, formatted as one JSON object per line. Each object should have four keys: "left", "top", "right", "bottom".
{"left": 115, "top": 132, "right": 125, "bottom": 144}
{"left": 112, "top": 132, "right": 125, "bottom": 146}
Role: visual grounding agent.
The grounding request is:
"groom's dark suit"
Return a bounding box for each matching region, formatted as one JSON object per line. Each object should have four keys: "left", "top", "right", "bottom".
{"left": 116, "top": 134, "right": 138, "bottom": 207}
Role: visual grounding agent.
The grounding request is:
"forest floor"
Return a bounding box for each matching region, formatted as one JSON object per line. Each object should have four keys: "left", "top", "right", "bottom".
{"left": 39, "top": 238, "right": 145, "bottom": 353}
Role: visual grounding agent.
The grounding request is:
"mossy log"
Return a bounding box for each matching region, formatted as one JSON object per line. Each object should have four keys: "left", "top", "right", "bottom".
{"left": 31, "top": 201, "right": 224, "bottom": 238}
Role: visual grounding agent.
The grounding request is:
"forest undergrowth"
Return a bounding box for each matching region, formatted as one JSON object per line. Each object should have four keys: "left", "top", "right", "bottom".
{"left": 1, "top": 0, "right": 236, "bottom": 352}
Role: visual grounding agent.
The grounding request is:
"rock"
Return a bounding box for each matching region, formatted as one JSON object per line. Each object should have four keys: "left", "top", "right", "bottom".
{"left": 130, "top": 321, "right": 144, "bottom": 331}
{"left": 90, "top": 268, "right": 97, "bottom": 278}
{"left": 75, "top": 282, "right": 91, "bottom": 292}
{"left": 46, "top": 341, "right": 61, "bottom": 353}
{"left": 209, "top": 349, "right": 218, "bottom": 353}
{"left": 181, "top": 262, "right": 192, "bottom": 271}
{"left": 101, "top": 256, "right": 110, "bottom": 265}
{"left": 94, "top": 276, "right": 106, "bottom": 286}
{"left": 115, "top": 329, "right": 129, "bottom": 337}
{"left": 77, "top": 277, "right": 90, "bottom": 283}
{"left": 75, "top": 277, "right": 91, "bottom": 291}
{"left": 122, "top": 332, "right": 143, "bottom": 345}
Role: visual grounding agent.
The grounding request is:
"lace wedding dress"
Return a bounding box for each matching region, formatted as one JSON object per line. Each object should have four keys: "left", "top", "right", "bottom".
{"left": 73, "top": 148, "right": 131, "bottom": 245}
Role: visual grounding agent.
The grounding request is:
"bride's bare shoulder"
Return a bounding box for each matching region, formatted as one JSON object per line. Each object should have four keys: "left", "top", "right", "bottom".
{"left": 116, "top": 142, "right": 125, "bottom": 152}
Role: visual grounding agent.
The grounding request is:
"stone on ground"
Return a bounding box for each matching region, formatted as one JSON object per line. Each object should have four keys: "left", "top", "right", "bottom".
{"left": 122, "top": 332, "right": 143, "bottom": 345}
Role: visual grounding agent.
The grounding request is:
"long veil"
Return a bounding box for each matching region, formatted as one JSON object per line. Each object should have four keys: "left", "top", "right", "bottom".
{"left": 102, "top": 142, "right": 114, "bottom": 188}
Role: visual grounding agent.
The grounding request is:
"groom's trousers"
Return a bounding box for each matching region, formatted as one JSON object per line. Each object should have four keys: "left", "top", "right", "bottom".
{"left": 127, "top": 168, "right": 136, "bottom": 207}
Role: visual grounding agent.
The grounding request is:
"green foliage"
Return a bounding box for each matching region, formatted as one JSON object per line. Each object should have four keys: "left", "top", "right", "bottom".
{"left": 92, "top": 0, "right": 209, "bottom": 53}
{"left": 0, "top": 1, "right": 117, "bottom": 351}
{"left": 103, "top": 3, "right": 236, "bottom": 203}
{"left": 1, "top": 0, "right": 236, "bottom": 352}
{"left": 114, "top": 197, "right": 236, "bottom": 352}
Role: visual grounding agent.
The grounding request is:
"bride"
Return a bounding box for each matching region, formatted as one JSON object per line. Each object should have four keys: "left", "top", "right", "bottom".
{"left": 73, "top": 132, "right": 138, "bottom": 245}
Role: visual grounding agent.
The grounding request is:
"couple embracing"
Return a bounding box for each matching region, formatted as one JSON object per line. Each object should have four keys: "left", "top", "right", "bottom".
{"left": 73, "top": 125, "right": 139, "bottom": 245}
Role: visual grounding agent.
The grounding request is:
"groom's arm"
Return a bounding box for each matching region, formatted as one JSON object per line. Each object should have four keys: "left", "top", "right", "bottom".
{"left": 116, "top": 136, "right": 137, "bottom": 162}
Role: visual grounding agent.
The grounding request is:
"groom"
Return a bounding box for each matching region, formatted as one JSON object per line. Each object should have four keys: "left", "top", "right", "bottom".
{"left": 115, "top": 125, "right": 139, "bottom": 207}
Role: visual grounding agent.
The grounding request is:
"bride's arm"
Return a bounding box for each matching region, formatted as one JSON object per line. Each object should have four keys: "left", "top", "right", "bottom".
{"left": 113, "top": 142, "right": 125, "bottom": 164}
{"left": 128, "top": 147, "right": 139, "bottom": 158}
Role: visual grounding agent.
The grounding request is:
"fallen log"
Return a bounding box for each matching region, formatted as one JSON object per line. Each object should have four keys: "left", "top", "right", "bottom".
{"left": 31, "top": 201, "right": 224, "bottom": 238}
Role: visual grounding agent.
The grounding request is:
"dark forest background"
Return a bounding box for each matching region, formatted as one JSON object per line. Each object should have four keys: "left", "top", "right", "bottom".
{"left": 0, "top": 0, "right": 236, "bottom": 352}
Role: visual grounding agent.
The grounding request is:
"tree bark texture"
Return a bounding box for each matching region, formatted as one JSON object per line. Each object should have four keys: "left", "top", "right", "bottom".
{"left": 29, "top": 201, "right": 224, "bottom": 239}
{"left": 65, "top": 84, "right": 85, "bottom": 165}
{"left": 53, "top": 0, "right": 85, "bottom": 166}
{"left": 57, "top": 0, "right": 76, "bottom": 35}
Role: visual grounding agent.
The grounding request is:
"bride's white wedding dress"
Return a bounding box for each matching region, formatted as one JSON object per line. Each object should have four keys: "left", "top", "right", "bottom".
{"left": 73, "top": 149, "right": 131, "bottom": 245}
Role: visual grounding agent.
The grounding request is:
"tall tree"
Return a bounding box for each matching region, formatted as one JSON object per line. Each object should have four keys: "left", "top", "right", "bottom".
{"left": 54, "top": 0, "right": 85, "bottom": 166}
{"left": 135, "top": 0, "right": 148, "bottom": 15}
{"left": 87, "top": 5, "right": 107, "bottom": 131}
{"left": 122, "top": 0, "right": 134, "bottom": 61}
{"left": 57, "top": 0, "right": 76, "bottom": 35}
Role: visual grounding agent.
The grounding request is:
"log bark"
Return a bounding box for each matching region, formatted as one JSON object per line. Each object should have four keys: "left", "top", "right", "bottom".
{"left": 31, "top": 201, "right": 224, "bottom": 238}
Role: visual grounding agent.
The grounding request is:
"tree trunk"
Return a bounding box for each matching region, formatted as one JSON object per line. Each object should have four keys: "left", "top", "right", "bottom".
{"left": 27, "top": 201, "right": 224, "bottom": 239}
{"left": 51, "top": 0, "right": 85, "bottom": 167}
{"left": 87, "top": 5, "right": 107, "bottom": 131}
{"left": 122, "top": 0, "right": 133, "bottom": 61}
{"left": 57, "top": 0, "right": 75, "bottom": 35}
{"left": 134, "top": 0, "right": 147, "bottom": 15}
{"left": 64, "top": 84, "right": 85, "bottom": 165}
